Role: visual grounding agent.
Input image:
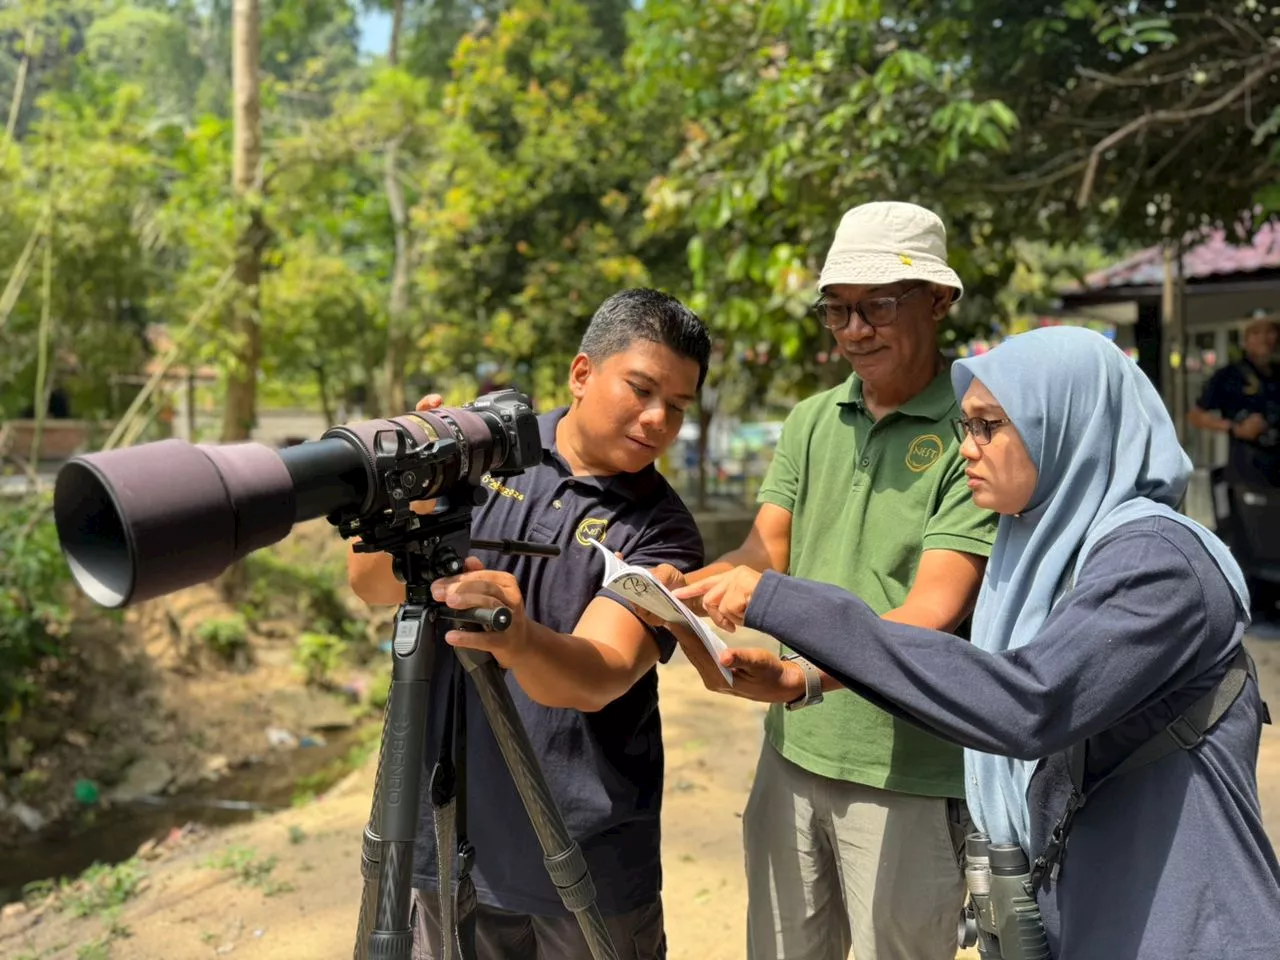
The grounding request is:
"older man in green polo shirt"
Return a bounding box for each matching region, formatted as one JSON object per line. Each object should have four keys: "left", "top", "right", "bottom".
{"left": 664, "top": 202, "right": 997, "bottom": 960}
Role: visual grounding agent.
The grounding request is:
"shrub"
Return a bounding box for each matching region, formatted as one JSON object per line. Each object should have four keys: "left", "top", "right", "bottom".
{"left": 242, "top": 552, "right": 355, "bottom": 640}
{"left": 0, "top": 494, "right": 75, "bottom": 723}
{"left": 196, "top": 614, "right": 250, "bottom": 661}
{"left": 293, "top": 631, "right": 347, "bottom": 686}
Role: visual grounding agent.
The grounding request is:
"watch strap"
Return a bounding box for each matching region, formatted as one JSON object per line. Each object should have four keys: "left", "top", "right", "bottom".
{"left": 782, "top": 654, "right": 823, "bottom": 711}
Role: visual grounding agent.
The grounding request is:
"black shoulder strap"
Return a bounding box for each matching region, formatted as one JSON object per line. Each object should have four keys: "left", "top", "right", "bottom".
{"left": 1031, "top": 645, "right": 1263, "bottom": 892}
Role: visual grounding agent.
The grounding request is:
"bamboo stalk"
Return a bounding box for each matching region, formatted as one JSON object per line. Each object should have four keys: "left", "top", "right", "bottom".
{"left": 0, "top": 219, "right": 43, "bottom": 333}
{"left": 119, "top": 398, "right": 161, "bottom": 450}
{"left": 4, "top": 27, "right": 35, "bottom": 143}
{"left": 28, "top": 196, "right": 54, "bottom": 470}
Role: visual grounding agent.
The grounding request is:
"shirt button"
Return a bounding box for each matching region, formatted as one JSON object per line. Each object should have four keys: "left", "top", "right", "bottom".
{"left": 553, "top": 500, "right": 562, "bottom": 509}
{"left": 860, "top": 457, "right": 870, "bottom": 467}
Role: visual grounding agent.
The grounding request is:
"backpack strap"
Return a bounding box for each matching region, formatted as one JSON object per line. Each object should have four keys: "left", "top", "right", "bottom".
{"left": 1030, "top": 645, "right": 1262, "bottom": 892}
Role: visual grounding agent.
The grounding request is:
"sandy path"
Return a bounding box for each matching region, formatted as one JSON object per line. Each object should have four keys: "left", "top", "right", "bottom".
{"left": 5, "top": 631, "right": 1278, "bottom": 960}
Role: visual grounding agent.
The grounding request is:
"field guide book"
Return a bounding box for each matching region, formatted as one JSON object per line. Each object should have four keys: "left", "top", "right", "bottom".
{"left": 590, "top": 538, "right": 733, "bottom": 685}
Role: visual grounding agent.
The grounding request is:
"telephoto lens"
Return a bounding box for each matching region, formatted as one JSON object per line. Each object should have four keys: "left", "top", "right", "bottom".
{"left": 53, "top": 388, "right": 541, "bottom": 608}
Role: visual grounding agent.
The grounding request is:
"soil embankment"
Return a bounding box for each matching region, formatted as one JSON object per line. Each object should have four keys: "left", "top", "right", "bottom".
{"left": 4, "top": 629, "right": 1279, "bottom": 959}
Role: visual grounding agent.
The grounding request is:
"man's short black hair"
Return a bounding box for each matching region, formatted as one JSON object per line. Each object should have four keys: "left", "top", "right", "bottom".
{"left": 578, "top": 289, "right": 712, "bottom": 389}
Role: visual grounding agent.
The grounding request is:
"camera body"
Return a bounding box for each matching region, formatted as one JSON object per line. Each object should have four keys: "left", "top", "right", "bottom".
{"left": 469, "top": 388, "right": 543, "bottom": 477}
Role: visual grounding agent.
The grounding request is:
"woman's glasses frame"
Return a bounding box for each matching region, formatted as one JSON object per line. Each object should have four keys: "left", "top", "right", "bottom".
{"left": 952, "top": 416, "right": 1012, "bottom": 446}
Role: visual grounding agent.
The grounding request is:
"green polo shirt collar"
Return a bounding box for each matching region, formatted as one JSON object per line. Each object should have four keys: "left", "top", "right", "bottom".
{"left": 837, "top": 365, "right": 957, "bottom": 421}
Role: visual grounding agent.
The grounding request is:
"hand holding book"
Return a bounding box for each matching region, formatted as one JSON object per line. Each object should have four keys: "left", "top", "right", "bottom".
{"left": 589, "top": 539, "right": 733, "bottom": 685}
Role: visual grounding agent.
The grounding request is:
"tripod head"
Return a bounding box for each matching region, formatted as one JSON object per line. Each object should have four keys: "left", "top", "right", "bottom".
{"left": 339, "top": 486, "right": 560, "bottom": 627}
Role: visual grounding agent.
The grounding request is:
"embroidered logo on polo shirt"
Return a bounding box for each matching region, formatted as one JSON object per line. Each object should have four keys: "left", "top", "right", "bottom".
{"left": 576, "top": 517, "right": 609, "bottom": 546}
{"left": 481, "top": 473, "right": 525, "bottom": 502}
{"left": 905, "top": 434, "right": 944, "bottom": 473}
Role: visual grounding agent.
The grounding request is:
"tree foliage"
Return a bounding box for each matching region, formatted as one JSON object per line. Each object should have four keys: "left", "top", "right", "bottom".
{"left": 1, "top": 0, "right": 1276, "bottom": 438}
{"left": 907, "top": 0, "right": 1280, "bottom": 244}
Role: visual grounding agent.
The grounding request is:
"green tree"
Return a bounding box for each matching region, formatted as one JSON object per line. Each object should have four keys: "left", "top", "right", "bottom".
{"left": 405, "top": 0, "right": 685, "bottom": 406}
{"left": 627, "top": 0, "right": 1024, "bottom": 501}
{"left": 902, "top": 0, "right": 1280, "bottom": 240}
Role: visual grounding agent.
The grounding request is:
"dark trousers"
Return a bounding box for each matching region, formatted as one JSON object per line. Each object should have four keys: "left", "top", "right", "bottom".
{"left": 410, "top": 887, "right": 667, "bottom": 960}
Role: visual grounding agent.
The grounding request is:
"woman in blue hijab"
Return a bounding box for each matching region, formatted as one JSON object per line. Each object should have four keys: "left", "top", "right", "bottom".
{"left": 677, "top": 326, "right": 1280, "bottom": 958}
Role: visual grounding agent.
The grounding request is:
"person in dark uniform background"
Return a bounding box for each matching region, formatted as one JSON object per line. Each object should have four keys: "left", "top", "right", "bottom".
{"left": 1189, "top": 314, "right": 1280, "bottom": 488}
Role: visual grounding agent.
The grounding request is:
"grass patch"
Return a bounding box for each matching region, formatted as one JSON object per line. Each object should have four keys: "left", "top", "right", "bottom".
{"left": 201, "top": 845, "right": 295, "bottom": 897}
{"left": 21, "top": 859, "right": 147, "bottom": 918}
{"left": 196, "top": 614, "right": 250, "bottom": 662}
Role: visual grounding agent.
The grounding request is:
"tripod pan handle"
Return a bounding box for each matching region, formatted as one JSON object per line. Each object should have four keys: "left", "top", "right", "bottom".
{"left": 447, "top": 606, "right": 513, "bottom": 631}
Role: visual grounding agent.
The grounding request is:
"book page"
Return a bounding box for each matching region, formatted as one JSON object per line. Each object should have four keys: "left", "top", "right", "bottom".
{"left": 589, "top": 540, "right": 732, "bottom": 685}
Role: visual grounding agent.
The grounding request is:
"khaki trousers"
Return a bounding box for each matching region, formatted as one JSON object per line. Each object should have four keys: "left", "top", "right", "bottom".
{"left": 744, "top": 742, "right": 969, "bottom": 960}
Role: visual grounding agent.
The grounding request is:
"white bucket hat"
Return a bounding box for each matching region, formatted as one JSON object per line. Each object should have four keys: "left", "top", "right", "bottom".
{"left": 818, "top": 201, "right": 964, "bottom": 301}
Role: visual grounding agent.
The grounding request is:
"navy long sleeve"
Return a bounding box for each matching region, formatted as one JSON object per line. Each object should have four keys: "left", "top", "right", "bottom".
{"left": 744, "top": 516, "right": 1280, "bottom": 960}
{"left": 746, "top": 517, "right": 1228, "bottom": 761}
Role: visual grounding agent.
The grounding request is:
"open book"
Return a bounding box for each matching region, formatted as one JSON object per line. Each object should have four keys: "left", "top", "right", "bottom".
{"left": 590, "top": 539, "right": 733, "bottom": 685}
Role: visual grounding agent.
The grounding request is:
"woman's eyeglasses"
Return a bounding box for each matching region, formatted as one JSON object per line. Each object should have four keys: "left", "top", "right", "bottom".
{"left": 811, "top": 284, "right": 929, "bottom": 331}
{"left": 952, "top": 417, "right": 1011, "bottom": 446}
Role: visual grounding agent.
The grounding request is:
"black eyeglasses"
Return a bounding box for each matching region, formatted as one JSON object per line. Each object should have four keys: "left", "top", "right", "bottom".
{"left": 953, "top": 417, "right": 1012, "bottom": 446}
{"left": 811, "top": 284, "right": 929, "bottom": 331}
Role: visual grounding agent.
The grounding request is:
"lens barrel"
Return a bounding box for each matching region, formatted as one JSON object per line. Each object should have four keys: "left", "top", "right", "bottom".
{"left": 52, "top": 391, "right": 539, "bottom": 608}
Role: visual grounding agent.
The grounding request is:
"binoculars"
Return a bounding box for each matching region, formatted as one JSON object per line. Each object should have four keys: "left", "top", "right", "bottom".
{"left": 958, "top": 833, "right": 1052, "bottom": 960}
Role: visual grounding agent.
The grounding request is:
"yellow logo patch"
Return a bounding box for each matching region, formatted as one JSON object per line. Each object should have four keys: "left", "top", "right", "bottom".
{"left": 905, "top": 434, "right": 944, "bottom": 473}
{"left": 898, "top": 253, "right": 913, "bottom": 265}
{"left": 576, "top": 517, "right": 609, "bottom": 546}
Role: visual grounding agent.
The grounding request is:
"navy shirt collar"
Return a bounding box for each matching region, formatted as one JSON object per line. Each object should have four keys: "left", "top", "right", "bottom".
{"left": 537, "top": 406, "right": 661, "bottom": 502}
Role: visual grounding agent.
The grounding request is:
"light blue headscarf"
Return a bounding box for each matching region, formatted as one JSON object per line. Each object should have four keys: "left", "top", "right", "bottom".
{"left": 951, "top": 326, "right": 1250, "bottom": 854}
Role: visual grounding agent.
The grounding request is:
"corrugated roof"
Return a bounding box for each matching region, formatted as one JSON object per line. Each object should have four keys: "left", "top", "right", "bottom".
{"left": 1072, "top": 220, "right": 1280, "bottom": 291}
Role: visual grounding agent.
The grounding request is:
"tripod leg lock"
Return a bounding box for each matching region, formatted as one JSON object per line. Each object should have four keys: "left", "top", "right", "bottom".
{"left": 367, "top": 931, "right": 414, "bottom": 959}
{"left": 543, "top": 842, "right": 597, "bottom": 913}
{"left": 362, "top": 826, "right": 383, "bottom": 881}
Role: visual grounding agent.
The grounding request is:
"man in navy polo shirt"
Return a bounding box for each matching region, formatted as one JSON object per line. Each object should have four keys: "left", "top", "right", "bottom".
{"left": 1190, "top": 314, "right": 1280, "bottom": 487}
{"left": 348, "top": 289, "right": 710, "bottom": 960}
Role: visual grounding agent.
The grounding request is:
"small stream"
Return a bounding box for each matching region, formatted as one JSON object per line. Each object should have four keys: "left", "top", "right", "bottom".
{"left": 0, "top": 726, "right": 372, "bottom": 905}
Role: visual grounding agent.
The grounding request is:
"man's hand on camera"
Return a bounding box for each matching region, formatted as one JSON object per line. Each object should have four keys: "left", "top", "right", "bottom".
{"left": 431, "top": 557, "right": 530, "bottom": 668}
{"left": 673, "top": 565, "right": 762, "bottom": 632}
{"left": 408, "top": 394, "right": 447, "bottom": 516}
{"left": 416, "top": 393, "right": 444, "bottom": 412}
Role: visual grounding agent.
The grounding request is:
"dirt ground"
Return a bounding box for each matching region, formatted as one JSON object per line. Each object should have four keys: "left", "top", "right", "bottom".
{"left": 4, "top": 629, "right": 1280, "bottom": 960}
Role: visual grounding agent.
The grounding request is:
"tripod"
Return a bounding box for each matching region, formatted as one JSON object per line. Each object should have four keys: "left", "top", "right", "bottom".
{"left": 346, "top": 505, "right": 621, "bottom": 960}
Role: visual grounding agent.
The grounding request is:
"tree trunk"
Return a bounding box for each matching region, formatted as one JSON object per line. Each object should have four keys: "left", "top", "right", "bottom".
{"left": 381, "top": 0, "right": 412, "bottom": 415}
{"left": 383, "top": 135, "right": 411, "bottom": 415}
{"left": 314, "top": 363, "right": 335, "bottom": 426}
{"left": 222, "top": 0, "right": 263, "bottom": 443}
{"left": 696, "top": 401, "right": 713, "bottom": 512}
{"left": 389, "top": 0, "right": 404, "bottom": 66}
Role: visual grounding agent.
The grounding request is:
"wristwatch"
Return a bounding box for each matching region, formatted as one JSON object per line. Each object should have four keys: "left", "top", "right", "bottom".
{"left": 781, "top": 654, "right": 824, "bottom": 711}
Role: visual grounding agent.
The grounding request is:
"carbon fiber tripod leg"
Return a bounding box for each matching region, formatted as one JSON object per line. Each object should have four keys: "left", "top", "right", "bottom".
{"left": 353, "top": 694, "right": 391, "bottom": 960}
{"left": 354, "top": 603, "right": 434, "bottom": 960}
{"left": 455, "top": 648, "right": 620, "bottom": 960}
